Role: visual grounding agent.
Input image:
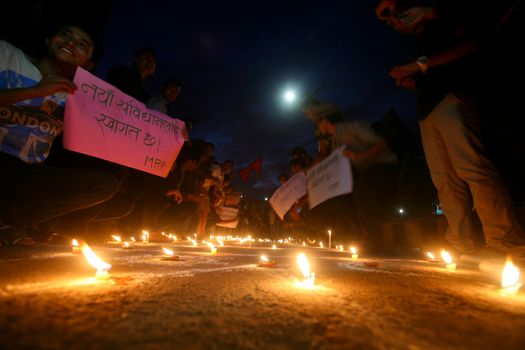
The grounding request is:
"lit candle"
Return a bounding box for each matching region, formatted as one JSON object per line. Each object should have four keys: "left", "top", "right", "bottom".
{"left": 426, "top": 252, "right": 436, "bottom": 260}
{"left": 122, "top": 241, "right": 132, "bottom": 249}
{"left": 328, "top": 230, "right": 332, "bottom": 249}
{"left": 161, "top": 247, "right": 179, "bottom": 261}
{"left": 111, "top": 235, "right": 122, "bottom": 243}
{"left": 296, "top": 253, "right": 315, "bottom": 288}
{"left": 71, "top": 239, "right": 81, "bottom": 254}
{"left": 319, "top": 242, "right": 324, "bottom": 249}
{"left": 258, "top": 255, "right": 277, "bottom": 268}
{"left": 207, "top": 242, "right": 217, "bottom": 254}
{"left": 142, "top": 230, "right": 149, "bottom": 244}
{"left": 440, "top": 250, "right": 456, "bottom": 270}
{"left": 81, "top": 243, "right": 112, "bottom": 279}
{"left": 272, "top": 244, "right": 277, "bottom": 250}
{"left": 350, "top": 246, "right": 358, "bottom": 259}
{"left": 501, "top": 257, "right": 522, "bottom": 295}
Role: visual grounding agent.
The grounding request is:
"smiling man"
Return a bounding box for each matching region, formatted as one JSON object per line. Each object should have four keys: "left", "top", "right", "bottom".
{"left": 0, "top": 25, "right": 119, "bottom": 245}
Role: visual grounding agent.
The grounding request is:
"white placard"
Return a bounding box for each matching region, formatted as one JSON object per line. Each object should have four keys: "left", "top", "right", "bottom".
{"left": 269, "top": 172, "right": 307, "bottom": 220}
{"left": 307, "top": 146, "right": 353, "bottom": 209}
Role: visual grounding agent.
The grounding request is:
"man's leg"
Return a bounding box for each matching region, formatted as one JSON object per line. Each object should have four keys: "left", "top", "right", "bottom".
{"left": 3, "top": 165, "right": 118, "bottom": 228}
{"left": 437, "top": 93, "right": 525, "bottom": 252}
{"left": 420, "top": 98, "right": 479, "bottom": 252}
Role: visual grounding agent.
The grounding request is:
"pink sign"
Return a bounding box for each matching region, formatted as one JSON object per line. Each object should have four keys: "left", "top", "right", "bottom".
{"left": 64, "top": 67, "right": 185, "bottom": 177}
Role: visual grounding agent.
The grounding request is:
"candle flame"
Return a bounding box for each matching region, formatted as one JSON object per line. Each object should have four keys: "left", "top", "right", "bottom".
{"left": 319, "top": 242, "right": 324, "bottom": 248}
{"left": 72, "top": 239, "right": 79, "bottom": 247}
{"left": 350, "top": 246, "right": 357, "bottom": 255}
{"left": 440, "top": 250, "right": 453, "bottom": 265}
{"left": 123, "top": 242, "right": 130, "bottom": 248}
{"left": 272, "top": 244, "right": 277, "bottom": 250}
{"left": 131, "top": 236, "right": 136, "bottom": 242}
{"left": 81, "top": 243, "right": 111, "bottom": 275}
{"left": 296, "top": 253, "right": 315, "bottom": 287}
{"left": 260, "top": 255, "right": 269, "bottom": 262}
{"left": 297, "top": 253, "right": 311, "bottom": 279}
{"left": 501, "top": 257, "right": 522, "bottom": 294}
{"left": 111, "top": 235, "right": 122, "bottom": 242}
{"left": 142, "top": 230, "right": 149, "bottom": 243}
{"left": 427, "top": 252, "right": 435, "bottom": 260}
{"left": 207, "top": 242, "right": 217, "bottom": 253}
{"left": 162, "top": 247, "right": 174, "bottom": 256}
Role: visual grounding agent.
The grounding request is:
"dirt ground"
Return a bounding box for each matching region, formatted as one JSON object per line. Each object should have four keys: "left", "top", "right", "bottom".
{"left": 1, "top": 241, "right": 524, "bottom": 350}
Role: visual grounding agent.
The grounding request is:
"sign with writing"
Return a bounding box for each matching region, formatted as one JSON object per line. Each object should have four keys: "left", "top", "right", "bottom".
{"left": 307, "top": 146, "right": 353, "bottom": 209}
{"left": 216, "top": 206, "right": 239, "bottom": 229}
{"left": 269, "top": 172, "right": 307, "bottom": 220}
{"left": 64, "top": 67, "right": 185, "bottom": 177}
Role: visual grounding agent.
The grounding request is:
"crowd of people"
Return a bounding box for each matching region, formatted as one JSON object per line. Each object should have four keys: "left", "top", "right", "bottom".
{"left": 0, "top": 23, "right": 238, "bottom": 245}
{"left": 1, "top": 0, "right": 524, "bottom": 261}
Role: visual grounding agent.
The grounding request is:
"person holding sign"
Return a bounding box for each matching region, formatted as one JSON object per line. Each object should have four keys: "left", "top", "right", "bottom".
{"left": 0, "top": 25, "right": 119, "bottom": 245}
{"left": 316, "top": 113, "right": 398, "bottom": 246}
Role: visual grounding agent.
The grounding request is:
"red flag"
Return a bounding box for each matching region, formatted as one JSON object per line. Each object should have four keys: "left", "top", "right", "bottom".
{"left": 251, "top": 157, "right": 262, "bottom": 174}
{"left": 238, "top": 157, "right": 263, "bottom": 182}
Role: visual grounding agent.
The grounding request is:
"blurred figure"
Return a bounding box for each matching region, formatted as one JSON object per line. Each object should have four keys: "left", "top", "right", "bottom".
{"left": 317, "top": 112, "right": 398, "bottom": 243}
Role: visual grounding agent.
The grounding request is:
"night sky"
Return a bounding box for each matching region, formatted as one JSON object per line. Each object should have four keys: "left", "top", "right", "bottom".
{"left": 98, "top": 1, "right": 418, "bottom": 199}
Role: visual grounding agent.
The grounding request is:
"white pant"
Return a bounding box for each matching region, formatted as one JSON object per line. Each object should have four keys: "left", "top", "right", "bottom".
{"left": 419, "top": 93, "right": 525, "bottom": 252}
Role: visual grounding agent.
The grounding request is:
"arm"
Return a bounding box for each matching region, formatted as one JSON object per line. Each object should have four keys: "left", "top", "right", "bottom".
{"left": 389, "top": 41, "right": 478, "bottom": 82}
{"left": 344, "top": 139, "right": 390, "bottom": 166}
{"left": 0, "top": 74, "right": 76, "bottom": 106}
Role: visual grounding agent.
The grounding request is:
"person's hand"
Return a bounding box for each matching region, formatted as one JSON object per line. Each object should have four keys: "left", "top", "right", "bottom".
{"left": 343, "top": 149, "right": 359, "bottom": 161}
{"left": 166, "top": 189, "right": 183, "bottom": 204}
{"left": 32, "top": 74, "right": 77, "bottom": 96}
{"left": 181, "top": 127, "right": 189, "bottom": 141}
{"left": 398, "top": 7, "right": 435, "bottom": 30}
{"left": 389, "top": 62, "right": 420, "bottom": 81}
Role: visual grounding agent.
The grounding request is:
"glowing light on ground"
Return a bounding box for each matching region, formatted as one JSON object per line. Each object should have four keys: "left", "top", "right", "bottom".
{"left": 295, "top": 253, "right": 315, "bottom": 288}
{"left": 501, "top": 257, "right": 522, "bottom": 295}
{"left": 81, "top": 243, "right": 112, "bottom": 279}
{"left": 350, "top": 246, "right": 358, "bottom": 259}
{"left": 440, "top": 250, "right": 456, "bottom": 270}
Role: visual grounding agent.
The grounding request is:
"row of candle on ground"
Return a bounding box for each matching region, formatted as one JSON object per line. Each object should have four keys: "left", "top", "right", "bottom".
{"left": 72, "top": 239, "right": 521, "bottom": 294}
{"left": 106, "top": 231, "right": 361, "bottom": 255}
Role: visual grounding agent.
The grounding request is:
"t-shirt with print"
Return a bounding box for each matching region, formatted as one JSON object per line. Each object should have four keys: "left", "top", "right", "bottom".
{"left": 0, "top": 40, "right": 66, "bottom": 164}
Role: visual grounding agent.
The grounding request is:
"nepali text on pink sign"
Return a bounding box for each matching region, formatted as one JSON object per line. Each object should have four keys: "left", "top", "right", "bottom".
{"left": 64, "top": 67, "right": 185, "bottom": 177}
